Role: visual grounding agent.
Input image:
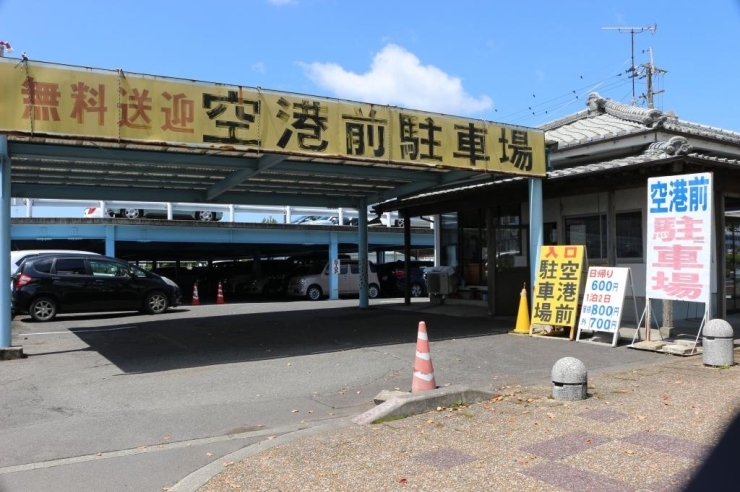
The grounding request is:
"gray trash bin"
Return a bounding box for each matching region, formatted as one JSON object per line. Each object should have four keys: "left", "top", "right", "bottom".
{"left": 703, "top": 319, "right": 735, "bottom": 367}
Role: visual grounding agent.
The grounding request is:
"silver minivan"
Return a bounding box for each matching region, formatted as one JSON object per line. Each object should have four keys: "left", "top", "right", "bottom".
{"left": 287, "top": 260, "right": 380, "bottom": 300}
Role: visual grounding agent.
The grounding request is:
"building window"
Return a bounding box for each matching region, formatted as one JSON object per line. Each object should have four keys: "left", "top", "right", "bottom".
{"left": 544, "top": 222, "right": 558, "bottom": 245}
{"left": 564, "top": 211, "right": 643, "bottom": 260}
{"left": 565, "top": 215, "right": 606, "bottom": 259}
{"left": 616, "top": 211, "right": 643, "bottom": 258}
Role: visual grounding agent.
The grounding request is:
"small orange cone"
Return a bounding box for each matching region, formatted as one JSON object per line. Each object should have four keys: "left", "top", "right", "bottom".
{"left": 191, "top": 282, "right": 200, "bottom": 306}
{"left": 216, "top": 282, "right": 225, "bottom": 304}
{"left": 512, "top": 283, "right": 530, "bottom": 335}
{"left": 412, "top": 321, "right": 436, "bottom": 392}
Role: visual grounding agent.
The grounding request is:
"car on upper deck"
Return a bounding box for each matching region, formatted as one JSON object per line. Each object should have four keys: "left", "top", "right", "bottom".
{"left": 84, "top": 207, "right": 222, "bottom": 221}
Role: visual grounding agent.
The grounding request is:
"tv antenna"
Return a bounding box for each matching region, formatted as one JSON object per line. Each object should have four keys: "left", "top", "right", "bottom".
{"left": 602, "top": 23, "right": 657, "bottom": 104}
{"left": 0, "top": 40, "right": 12, "bottom": 57}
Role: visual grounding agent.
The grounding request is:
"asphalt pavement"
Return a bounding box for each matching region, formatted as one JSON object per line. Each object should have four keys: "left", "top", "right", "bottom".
{"left": 1, "top": 297, "right": 729, "bottom": 491}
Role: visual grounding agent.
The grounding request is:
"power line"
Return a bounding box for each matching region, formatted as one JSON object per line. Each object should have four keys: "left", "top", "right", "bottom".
{"left": 499, "top": 62, "right": 630, "bottom": 121}
{"left": 504, "top": 70, "right": 632, "bottom": 125}
{"left": 601, "top": 23, "right": 658, "bottom": 104}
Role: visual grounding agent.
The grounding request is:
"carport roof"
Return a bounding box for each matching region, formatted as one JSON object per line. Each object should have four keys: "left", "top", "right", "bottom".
{"left": 6, "top": 135, "right": 489, "bottom": 209}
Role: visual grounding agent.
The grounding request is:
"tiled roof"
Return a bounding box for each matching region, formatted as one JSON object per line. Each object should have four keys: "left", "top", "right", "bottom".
{"left": 663, "top": 120, "right": 740, "bottom": 145}
{"left": 545, "top": 113, "right": 647, "bottom": 147}
{"left": 376, "top": 94, "right": 740, "bottom": 211}
{"left": 541, "top": 92, "right": 740, "bottom": 149}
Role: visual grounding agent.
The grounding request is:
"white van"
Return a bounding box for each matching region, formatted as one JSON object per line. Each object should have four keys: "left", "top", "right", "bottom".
{"left": 287, "top": 260, "right": 380, "bottom": 300}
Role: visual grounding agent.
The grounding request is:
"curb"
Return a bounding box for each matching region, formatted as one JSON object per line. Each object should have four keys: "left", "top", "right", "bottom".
{"left": 352, "top": 385, "right": 497, "bottom": 425}
{"left": 170, "top": 385, "right": 497, "bottom": 491}
{"left": 169, "top": 419, "right": 356, "bottom": 492}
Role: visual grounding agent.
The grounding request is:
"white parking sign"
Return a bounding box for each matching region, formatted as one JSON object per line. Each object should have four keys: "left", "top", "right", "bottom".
{"left": 577, "top": 267, "right": 631, "bottom": 347}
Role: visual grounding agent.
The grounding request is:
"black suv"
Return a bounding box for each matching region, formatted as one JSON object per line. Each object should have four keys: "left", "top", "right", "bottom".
{"left": 12, "top": 253, "right": 182, "bottom": 322}
{"left": 378, "top": 260, "right": 434, "bottom": 298}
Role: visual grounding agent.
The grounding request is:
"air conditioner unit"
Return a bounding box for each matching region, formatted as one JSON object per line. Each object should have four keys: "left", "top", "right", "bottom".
{"left": 427, "top": 272, "right": 452, "bottom": 296}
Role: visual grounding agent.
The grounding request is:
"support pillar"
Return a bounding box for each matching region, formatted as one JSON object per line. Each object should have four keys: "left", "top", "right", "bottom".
{"left": 403, "top": 210, "right": 411, "bottom": 305}
{"left": 0, "top": 136, "right": 21, "bottom": 358}
{"left": 528, "top": 177, "right": 543, "bottom": 307}
{"left": 329, "top": 232, "right": 339, "bottom": 300}
{"left": 358, "top": 199, "right": 369, "bottom": 308}
{"left": 433, "top": 214, "right": 442, "bottom": 266}
{"left": 104, "top": 225, "right": 116, "bottom": 257}
{"left": 714, "top": 187, "right": 725, "bottom": 319}
{"left": 486, "top": 207, "right": 496, "bottom": 316}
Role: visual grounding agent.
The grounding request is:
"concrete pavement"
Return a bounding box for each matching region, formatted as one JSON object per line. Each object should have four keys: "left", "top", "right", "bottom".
{"left": 172, "top": 302, "right": 740, "bottom": 492}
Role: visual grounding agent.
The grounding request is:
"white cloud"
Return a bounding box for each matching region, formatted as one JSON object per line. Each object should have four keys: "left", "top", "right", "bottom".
{"left": 300, "top": 44, "right": 492, "bottom": 116}
{"left": 251, "top": 62, "right": 265, "bottom": 74}
{"left": 267, "top": 0, "right": 295, "bottom": 5}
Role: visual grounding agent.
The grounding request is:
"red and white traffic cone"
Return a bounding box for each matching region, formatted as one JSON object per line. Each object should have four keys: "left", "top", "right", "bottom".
{"left": 191, "top": 282, "right": 200, "bottom": 306}
{"left": 412, "top": 321, "right": 436, "bottom": 392}
{"left": 216, "top": 282, "right": 225, "bottom": 304}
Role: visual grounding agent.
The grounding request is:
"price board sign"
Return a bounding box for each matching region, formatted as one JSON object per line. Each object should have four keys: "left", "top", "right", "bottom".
{"left": 576, "top": 267, "right": 632, "bottom": 347}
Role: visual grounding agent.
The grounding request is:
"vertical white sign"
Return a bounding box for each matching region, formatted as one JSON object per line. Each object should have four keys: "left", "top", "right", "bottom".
{"left": 579, "top": 267, "right": 630, "bottom": 333}
{"left": 646, "top": 172, "right": 713, "bottom": 304}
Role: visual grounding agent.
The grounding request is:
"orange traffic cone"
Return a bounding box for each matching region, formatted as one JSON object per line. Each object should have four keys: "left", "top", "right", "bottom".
{"left": 191, "top": 282, "right": 200, "bottom": 306}
{"left": 511, "top": 283, "right": 530, "bottom": 335}
{"left": 216, "top": 282, "right": 225, "bottom": 304}
{"left": 412, "top": 321, "right": 436, "bottom": 392}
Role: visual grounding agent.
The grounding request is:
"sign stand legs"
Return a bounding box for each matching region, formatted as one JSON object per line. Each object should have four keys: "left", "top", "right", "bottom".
{"left": 689, "top": 305, "right": 709, "bottom": 355}
{"left": 630, "top": 297, "right": 662, "bottom": 346}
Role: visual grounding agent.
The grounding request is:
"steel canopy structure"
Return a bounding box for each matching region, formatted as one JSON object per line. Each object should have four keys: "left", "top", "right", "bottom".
{"left": 0, "top": 57, "right": 546, "bottom": 350}
{"left": 6, "top": 137, "right": 486, "bottom": 208}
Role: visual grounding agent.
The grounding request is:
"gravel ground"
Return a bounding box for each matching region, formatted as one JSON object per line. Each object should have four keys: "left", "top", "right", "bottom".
{"left": 195, "top": 351, "right": 740, "bottom": 492}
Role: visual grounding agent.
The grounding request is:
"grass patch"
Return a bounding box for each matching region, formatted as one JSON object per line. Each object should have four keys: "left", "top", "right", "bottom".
{"left": 371, "top": 415, "right": 407, "bottom": 424}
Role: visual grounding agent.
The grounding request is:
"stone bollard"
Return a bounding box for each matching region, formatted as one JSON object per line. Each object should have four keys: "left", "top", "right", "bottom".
{"left": 552, "top": 357, "right": 588, "bottom": 401}
{"left": 703, "top": 319, "right": 735, "bottom": 367}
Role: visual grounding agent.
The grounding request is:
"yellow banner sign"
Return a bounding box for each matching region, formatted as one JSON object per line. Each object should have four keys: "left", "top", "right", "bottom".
{"left": 531, "top": 245, "right": 585, "bottom": 328}
{"left": 0, "top": 58, "right": 546, "bottom": 176}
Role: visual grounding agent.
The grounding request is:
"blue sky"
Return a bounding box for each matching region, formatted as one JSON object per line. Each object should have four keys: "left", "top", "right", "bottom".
{"left": 1, "top": 0, "right": 739, "bottom": 217}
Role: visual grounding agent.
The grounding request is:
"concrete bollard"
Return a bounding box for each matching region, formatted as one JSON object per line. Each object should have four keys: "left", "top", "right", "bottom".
{"left": 703, "top": 319, "right": 735, "bottom": 367}
{"left": 552, "top": 357, "right": 588, "bottom": 401}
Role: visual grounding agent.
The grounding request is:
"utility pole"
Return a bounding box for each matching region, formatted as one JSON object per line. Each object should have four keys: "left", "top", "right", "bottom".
{"left": 640, "top": 46, "right": 667, "bottom": 108}
{"left": 602, "top": 24, "right": 657, "bottom": 105}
